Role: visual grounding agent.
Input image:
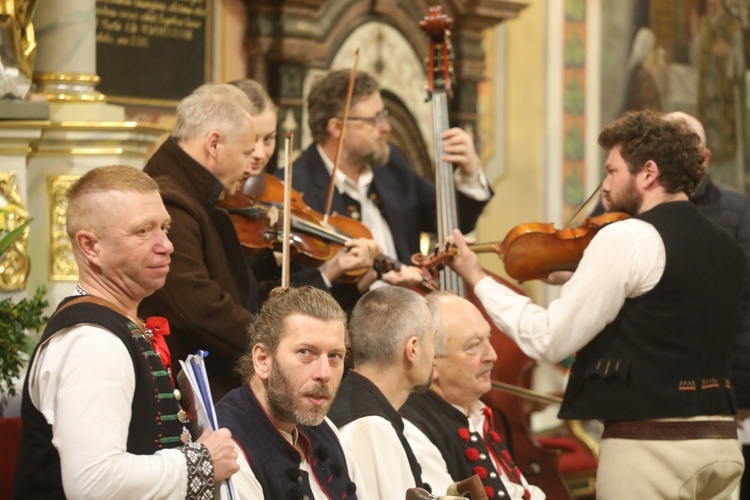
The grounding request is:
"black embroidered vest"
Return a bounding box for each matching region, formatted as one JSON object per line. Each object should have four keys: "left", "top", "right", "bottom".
{"left": 13, "top": 298, "right": 184, "bottom": 499}
{"left": 328, "top": 370, "right": 429, "bottom": 491}
{"left": 216, "top": 383, "right": 358, "bottom": 499}
{"left": 559, "top": 202, "right": 747, "bottom": 420}
{"left": 400, "top": 391, "right": 515, "bottom": 500}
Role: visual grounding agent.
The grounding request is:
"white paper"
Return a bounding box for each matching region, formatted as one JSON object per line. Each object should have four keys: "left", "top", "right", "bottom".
{"left": 178, "top": 351, "right": 237, "bottom": 500}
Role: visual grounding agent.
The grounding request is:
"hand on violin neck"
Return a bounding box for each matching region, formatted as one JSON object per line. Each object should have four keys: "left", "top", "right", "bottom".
{"left": 441, "top": 127, "right": 481, "bottom": 176}
{"left": 321, "top": 238, "right": 381, "bottom": 282}
{"left": 449, "top": 229, "right": 486, "bottom": 288}
{"left": 381, "top": 265, "right": 429, "bottom": 288}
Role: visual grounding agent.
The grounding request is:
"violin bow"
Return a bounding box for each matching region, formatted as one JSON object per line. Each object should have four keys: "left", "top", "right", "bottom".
{"left": 323, "top": 48, "right": 360, "bottom": 225}
{"left": 563, "top": 181, "right": 603, "bottom": 228}
{"left": 281, "top": 133, "right": 294, "bottom": 288}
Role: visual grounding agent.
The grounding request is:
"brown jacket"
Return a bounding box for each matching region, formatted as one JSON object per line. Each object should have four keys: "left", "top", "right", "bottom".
{"left": 139, "top": 137, "right": 254, "bottom": 400}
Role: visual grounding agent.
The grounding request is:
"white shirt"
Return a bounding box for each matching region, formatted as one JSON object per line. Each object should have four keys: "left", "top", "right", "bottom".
{"left": 474, "top": 218, "right": 665, "bottom": 363}
{"left": 404, "top": 400, "right": 546, "bottom": 500}
{"left": 28, "top": 323, "right": 188, "bottom": 499}
{"left": 335, "top": 414, "right": 452, "bottom": 499}
{"left": 230, "top": 417, "right": 371, "bottom": 500}
{"left": 317, "top": 144, "right": 491, "bottom": 263}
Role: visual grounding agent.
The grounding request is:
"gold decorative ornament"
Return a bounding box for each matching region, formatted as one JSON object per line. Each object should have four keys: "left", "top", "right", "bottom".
{"left": 0, "top": 0, "right": 37, "bottom": 98}
{"left": 47, "top": 174, "right": 79, "bottom": 280}
{"left": 0, "top": 171, "right": 30, "bottom": 290}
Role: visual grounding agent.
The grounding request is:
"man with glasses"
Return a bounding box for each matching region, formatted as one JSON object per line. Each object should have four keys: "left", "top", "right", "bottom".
{"left": 283, "top": 69, "right": 492, "bottom": 310}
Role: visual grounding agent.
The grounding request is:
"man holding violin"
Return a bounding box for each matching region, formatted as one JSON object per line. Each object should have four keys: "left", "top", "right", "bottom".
{"left": 449, "top": 109, "right": 747, "bottom": 499}
{"left": 284, "top": 69, "right": 492, "bottom": 310}
{"left": 138, "top": 83, "right": 381, "bottom": 401}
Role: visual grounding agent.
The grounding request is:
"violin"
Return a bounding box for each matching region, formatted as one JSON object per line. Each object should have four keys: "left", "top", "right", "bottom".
{"left": 413, "top": 212, "right": 630, "bottom": 282}
{"left": 219, "top": 173, "right": 439, "bottom": 290}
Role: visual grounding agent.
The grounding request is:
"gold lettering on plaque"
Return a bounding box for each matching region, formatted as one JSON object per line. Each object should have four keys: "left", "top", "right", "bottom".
{"left": 96, "top": 0, "right": 207, "bottom": 49}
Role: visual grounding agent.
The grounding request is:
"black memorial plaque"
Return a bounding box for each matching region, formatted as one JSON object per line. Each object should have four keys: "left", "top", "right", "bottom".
{"left": 95, "top": 0, "right": 209, "bottom": 105}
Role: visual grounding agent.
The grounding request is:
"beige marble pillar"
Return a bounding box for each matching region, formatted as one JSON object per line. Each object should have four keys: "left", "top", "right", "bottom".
{"left": 32, "top": 0, "right": 104, "bottom": 102}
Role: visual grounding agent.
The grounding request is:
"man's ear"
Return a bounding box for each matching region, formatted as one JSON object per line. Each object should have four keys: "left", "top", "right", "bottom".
{"left": 703, "top": 148, "right": 712, "bottom": 167}
{"left": 403, "top": 336, "right": 419, "bottom": 370}
{"left": 205, "top": 131, "right": 221, "bottom": 160}
{"left": 75, "top": 230, "right": 99, "bottom": 263}
{"left": 641, "top": 159, "right": 661, "bottom": 189}
{"left": 326, "top": 117, "right": 343, "bottom": 141}
{"left": 253, "top": 343, "right": 271, "bottom": 381}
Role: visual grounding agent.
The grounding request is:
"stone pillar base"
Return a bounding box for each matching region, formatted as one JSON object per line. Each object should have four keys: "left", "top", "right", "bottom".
{"left": 33, "top": 73, "right": 105, "bottom": 103}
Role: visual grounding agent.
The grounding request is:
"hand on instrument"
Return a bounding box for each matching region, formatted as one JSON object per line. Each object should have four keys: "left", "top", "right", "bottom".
{"left": 197, "top": 428, "right": 239, "bottom": 481}
{"left": 441, "top": 127, "right": 481, "bottom": 176}
{"left": 321, "top": 238, "right": 382, "bottom": 283}
{"left": 381, "top": 265, "right": 429, "bottom": 288}
{"left": 447, "top": 229, "right": 486, "bottom": 288}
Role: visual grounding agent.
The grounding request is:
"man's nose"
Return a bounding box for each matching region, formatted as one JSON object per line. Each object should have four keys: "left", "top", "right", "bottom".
{"left": 313, "top": 356, "right": 332, "bottom": 381}
{"left": 484, "top": 341, "right": 498, "bottom": 363}
{"left": 156, "top": 231, "right": 174, "bottom": 255}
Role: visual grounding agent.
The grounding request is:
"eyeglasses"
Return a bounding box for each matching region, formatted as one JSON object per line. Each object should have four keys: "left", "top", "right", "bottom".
{"left": 346, "top": 109, "right": 389, "bottom": 126}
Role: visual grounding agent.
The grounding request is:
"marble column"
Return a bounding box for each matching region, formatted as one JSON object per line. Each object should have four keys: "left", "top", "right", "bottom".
{"left": 32, "top": 0, "right": 104, "bottom": 102}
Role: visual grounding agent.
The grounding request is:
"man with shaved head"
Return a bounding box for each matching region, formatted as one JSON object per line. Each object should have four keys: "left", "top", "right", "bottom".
{"left": 14, "top": 165, "right": 239, "bottom": 499}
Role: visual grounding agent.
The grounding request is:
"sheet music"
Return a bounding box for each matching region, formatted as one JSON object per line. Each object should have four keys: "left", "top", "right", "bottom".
{"left": 178, "top": 351, "right": 237, "bottom": 500}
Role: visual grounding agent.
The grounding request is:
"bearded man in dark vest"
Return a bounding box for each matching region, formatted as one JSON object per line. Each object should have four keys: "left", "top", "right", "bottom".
{"left": 450, "top": 110, "right": 748, "bottom": 499}
{"left": 215, "top": 286, "right": 365, "bottom": 499}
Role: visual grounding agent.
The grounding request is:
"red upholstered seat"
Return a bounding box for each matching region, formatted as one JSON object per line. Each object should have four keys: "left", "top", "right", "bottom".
{"left": 0, "top": 417, "right": 22, "bottom": 500}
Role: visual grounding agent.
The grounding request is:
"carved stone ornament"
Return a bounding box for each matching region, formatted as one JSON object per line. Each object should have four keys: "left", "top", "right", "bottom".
{"left": 47, "top": 175, "right": 79, "bottom": 281}
{"left": 0, "top": 170, "right": 29, "bottom": 290}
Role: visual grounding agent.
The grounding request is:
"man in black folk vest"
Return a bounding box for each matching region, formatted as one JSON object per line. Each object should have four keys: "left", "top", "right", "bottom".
{"left": 215, "top": 286, "right": 367, "bottom": 499}
{"left": 400, "top": 292, "right": 545, "bottom": 500}
{"left": 327, "top": 286, "right": 454, "bottom": 499}
{"left": 450, "top": 109, "right": 748, "bottom": 499}
{"left": 13, "top": 166, "right": 238, "bottom": 499}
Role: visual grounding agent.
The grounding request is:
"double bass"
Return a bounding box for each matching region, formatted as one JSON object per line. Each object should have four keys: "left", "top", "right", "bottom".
{"left": 419, "top": 8, "right": 573, "bottom": 498}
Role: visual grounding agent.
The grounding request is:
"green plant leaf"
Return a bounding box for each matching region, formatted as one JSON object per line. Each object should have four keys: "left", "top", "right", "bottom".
{"left": 0, "top": 218, "right": 31, "bottom": 255}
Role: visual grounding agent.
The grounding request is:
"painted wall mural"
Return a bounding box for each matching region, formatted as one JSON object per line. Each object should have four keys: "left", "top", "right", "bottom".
{"left": 603, "top": 0, "right": 750, "bottom": 191}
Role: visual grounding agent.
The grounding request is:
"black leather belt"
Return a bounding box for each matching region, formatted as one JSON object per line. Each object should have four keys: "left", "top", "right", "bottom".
{"left": 602, "top": 420, "right": 737, "bottom": 440}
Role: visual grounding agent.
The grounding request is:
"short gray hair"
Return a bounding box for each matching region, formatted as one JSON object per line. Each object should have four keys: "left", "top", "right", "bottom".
{"left": 425, "top": 291, "right": 458, "bottom": 357}
{"left": 349, "top": 286, "right": 431, "bottom": 367}
{"left": 173, "top": 83, "right": 255, "bottom": 144}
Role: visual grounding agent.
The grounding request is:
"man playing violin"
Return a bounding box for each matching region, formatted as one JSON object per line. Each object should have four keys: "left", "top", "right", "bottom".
{"left": 449, "top": 109, "right": 747, "bottom": 499}
{"left": 231, "top": 78, "right": 388, "bottom": 304}
{"left": 139, "top": 83, "right": 380, "bottom": 401}
{"left": 400, "top": 291, "right": 546, "bottom": 499}
{"left": 282, "top": 69, "right": 492, "bottom": 310}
